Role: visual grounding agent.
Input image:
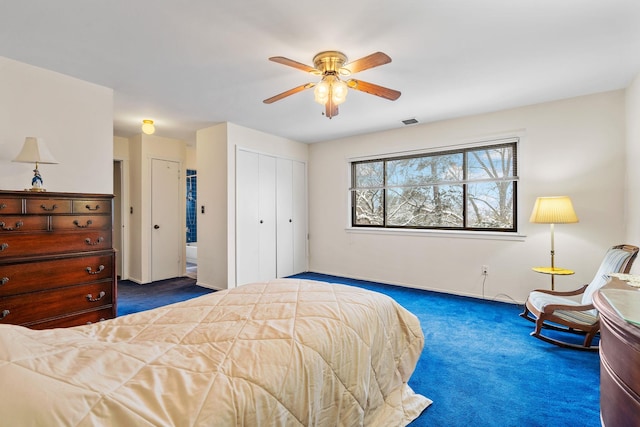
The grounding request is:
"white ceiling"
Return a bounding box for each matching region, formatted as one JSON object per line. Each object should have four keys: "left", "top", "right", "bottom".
{"left": 2, "top": 1, "right": 640, "bottom": 144}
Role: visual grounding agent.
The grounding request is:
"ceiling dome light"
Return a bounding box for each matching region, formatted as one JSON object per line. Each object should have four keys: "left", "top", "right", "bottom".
{"left": 141, "top": 119, "right": 155, "bottom": 135}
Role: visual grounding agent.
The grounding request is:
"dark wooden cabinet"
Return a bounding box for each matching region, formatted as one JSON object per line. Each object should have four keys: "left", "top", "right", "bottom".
{"left": 593, "top": 279, "right": 640, "bottom": 427}
{"left": 0, "top": 190, "right": 116, "bottom": 329}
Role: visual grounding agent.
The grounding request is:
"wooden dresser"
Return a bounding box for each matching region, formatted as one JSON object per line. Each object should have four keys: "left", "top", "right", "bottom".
{"left": 593, "top": 278, "right": 640, "bottom": 427}
{"left": 0, "top": 190, "right": 116, "bottom": 329}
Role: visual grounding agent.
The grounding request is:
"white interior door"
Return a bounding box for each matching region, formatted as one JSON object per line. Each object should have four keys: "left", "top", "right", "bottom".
{"left": 258, "top": 154, "right": 277, "bottom": 281}
{"left": 236, "top": 150, "right": 261, "bottom": 285}
{"left": 151, "top": 159, "right": 182, "bottom": 281}
{"left": 276, "top": 158, "right": 294, "bottom": 277}
{"left": 292, "top": 160, "right": 307, "bottom": 274}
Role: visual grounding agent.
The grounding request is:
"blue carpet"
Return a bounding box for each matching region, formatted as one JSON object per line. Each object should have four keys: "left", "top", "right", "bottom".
{"left": 290, "top": 273, "right": 601, "bottom": 427}
{"left": 117, "top": 277, "right": 214, "bottom": 316}
{"left": 117, "top": 273, "right": 601, "bottom": 427}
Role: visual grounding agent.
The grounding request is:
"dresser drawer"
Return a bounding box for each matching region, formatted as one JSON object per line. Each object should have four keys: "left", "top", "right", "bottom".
{"left": 0, "top": 231, "right": 112, "bottom": 258}
{"left": 25, "top": 199, "right": 72, "bottom": 214}
{"left": 28, "top": 307, "right": 115, "bottom": 329}
{"left": 0, "top": 198, "right": 23, "bottom": 214}
{"left": 0, "top": 216, "right": 49, "bottom": 232}
{"left": 73, "top": 199, "right": 112, "bottom": 214}
{"left": 51, "top": 215, "right": 111, "bottom": 231}
{"left": 0, "top": 281, "right": 113, "bottom": 326}
{"left": 0, "top": 253, "right": 113, "bottom": 297}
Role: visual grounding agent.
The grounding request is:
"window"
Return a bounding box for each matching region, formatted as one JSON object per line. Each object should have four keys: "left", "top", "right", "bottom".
{"left": 351, "top": 140, "right": 518, "bottom": 231}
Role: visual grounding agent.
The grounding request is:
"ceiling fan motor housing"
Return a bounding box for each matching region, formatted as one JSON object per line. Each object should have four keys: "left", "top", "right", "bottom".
{"left": 313, "top": 51, "right": 349, "bottom": 75}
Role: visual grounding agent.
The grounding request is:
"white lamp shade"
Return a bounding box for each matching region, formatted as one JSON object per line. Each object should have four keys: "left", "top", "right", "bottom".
{"left": 12, "top": 137, "right": 58, "bottom": 164}
{"left": 529, "top": 196, "right": 579, "bottom": 224}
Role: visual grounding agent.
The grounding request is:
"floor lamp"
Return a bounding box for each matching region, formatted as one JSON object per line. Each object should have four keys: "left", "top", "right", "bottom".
{"left": 530, "top": 196, "right": 579, "bottom": 289}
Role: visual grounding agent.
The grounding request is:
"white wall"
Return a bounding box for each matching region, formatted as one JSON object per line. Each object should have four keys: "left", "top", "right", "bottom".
{"left": 196, "top": 122, "right": 309, "bottom": 290}
{"left": 0, "top": 57, "right": 113, "bottom": 193}
{"left": 625, "top": 72, "right": 640, "bottom": 274}
{"left": 308, "top": 90, "right": 629, "bottom": 302}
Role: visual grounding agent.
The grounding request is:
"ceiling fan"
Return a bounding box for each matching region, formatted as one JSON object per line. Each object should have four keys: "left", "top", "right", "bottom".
{"left": 263, "top": 51, "right": 401, "bottom": 119}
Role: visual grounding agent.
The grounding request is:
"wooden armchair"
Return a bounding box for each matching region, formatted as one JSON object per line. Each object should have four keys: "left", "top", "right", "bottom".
{"left": 520, "top": 244, "right": 639, "bottom": 351}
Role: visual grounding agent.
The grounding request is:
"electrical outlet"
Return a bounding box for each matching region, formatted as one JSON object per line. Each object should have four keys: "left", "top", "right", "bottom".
{"left": 481, "top": 265, "right": 489, "bottom": 275}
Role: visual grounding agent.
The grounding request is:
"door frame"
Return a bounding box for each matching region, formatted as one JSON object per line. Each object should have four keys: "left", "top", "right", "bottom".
{"left": 113, "top": 159, "right": 130, "bottom": 281}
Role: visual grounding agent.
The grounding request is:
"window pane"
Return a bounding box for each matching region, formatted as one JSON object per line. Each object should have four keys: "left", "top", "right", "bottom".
{"left": 467, "top": 182, "right": 514, "bottom": 229}
{"left": 387, "top": 185, "right": 463, "bottom": 227}
{"left": 354, "top": 189, "right": 384, "bottom": 225}
{"left": 387, "top": 154, "right": 463, "bottom": 186}
{"left": 354, "top": 161, "right": 383, "bottom": 188}
{"left": 467, "top": 146, "right": 514, "bottom": 180}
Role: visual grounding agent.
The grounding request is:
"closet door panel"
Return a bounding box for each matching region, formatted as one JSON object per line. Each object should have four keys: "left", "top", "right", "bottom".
{"left": 276, "top": 158, "right": 294, "bottom": 278}
{"left": 258, "top": 155, "right": 277, "bottom": 282}
{"left": 292, "top": 160, "right": 307, "bottom": 274}
{"left": 236, "top": 150, "right": 261, "bottom": 285}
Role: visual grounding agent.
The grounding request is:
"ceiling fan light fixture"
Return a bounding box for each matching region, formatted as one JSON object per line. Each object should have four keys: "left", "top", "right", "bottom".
{"left": 265, "top": 50, "right": 400, "bottom": 119}
{"left": 313, "top": 78, "right": 331, "bottom": 105}
{"left": 331, "top": 78, "right": 348, "bottom": 105}
{"left": 314, "top": 75, "right": 348, "bottom": 107}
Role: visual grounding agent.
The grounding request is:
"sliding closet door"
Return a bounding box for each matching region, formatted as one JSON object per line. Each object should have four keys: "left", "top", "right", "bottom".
{"left": 292, "top": 160, "right": 307, "bottom": 274}
{"left": 236, "top": 150, "right": 276, "bottom": 285}
{"left": 276, "top": 158, "right": 294, "bottom": 277}
{"left": 258, "top": 155, "right": 277, "bottom": 281}
{"left": 236, "top": 149, "right": 306, "bottom": 286}
{"left": 236, "top": 150, "right": 260, "bottom": 285}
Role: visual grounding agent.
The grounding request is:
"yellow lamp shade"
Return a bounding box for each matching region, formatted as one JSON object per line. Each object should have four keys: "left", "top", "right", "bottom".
{"left": 529, "top": 196, "right": 579, "bottom": 224}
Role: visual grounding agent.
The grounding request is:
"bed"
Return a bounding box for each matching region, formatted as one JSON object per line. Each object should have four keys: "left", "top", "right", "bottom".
{"left": 0, "top": 278, "right": 431, "bottom": 426}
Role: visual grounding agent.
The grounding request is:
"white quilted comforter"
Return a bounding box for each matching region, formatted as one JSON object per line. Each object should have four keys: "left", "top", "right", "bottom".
{"left": 0, "top": 278, "right": 430, "bottom": 426}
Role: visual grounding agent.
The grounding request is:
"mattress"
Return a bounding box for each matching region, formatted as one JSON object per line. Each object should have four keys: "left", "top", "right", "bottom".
{"left": 0, "top": 278, "right": 430, "bottom": 426}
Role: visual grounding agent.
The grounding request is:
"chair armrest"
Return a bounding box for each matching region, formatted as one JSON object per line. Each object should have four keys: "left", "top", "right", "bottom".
{"left": 532, "top": 284, "right": 588, "bottom": 297}
{"left": 541, "top": 302, "right": 595, "bottom": 315}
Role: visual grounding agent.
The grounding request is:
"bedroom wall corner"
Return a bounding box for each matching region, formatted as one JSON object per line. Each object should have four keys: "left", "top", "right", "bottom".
{"left": 625, "top": 71, "right": 640, "bottom": 274}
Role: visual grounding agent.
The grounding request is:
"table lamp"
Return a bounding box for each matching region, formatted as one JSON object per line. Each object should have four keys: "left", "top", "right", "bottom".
{"left": 12, "top": 137, "right": 58, "bottom": 192}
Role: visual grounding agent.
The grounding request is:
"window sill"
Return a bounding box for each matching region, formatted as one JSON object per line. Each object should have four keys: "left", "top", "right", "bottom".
{"left": 345, "top": 227, "right": 526, "bottom": 241}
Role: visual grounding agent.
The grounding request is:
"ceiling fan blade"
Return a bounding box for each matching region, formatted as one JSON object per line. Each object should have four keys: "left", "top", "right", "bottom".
{"left": 269, "top": 56, "right": 320, "bottom": 74}
{"left": 263, "top": 83, "right": 315, "bottom": 104}
{"left": 347, "top": 79, "right": 401, "bottom": 101}
{"left": 343, "top": 52, "right": 391, "bottom": 74}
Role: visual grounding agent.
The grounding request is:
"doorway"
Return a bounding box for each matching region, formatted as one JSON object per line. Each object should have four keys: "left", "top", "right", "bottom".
{"left": 186, "top": 169, "right": 197, "bottom": 279}
{"left": 151, "top": 158, "right": 182, "bottom": 281}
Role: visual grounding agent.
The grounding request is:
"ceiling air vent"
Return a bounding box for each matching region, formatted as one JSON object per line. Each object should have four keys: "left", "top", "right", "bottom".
{"left": 402, "top": 118, "right": 418, "bottom": 125}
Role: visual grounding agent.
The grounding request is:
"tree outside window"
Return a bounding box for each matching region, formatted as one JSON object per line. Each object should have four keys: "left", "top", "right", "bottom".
{"left": 351, "top": 141, "right": 517, "bottom": 231}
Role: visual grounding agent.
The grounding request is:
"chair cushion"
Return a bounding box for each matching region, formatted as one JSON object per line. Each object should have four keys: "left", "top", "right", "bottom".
{"left": 528, "top": 291, "right": 597, "bottom": 319}
{"left": 581, "top": 248, "right": 633, "bottom": 305}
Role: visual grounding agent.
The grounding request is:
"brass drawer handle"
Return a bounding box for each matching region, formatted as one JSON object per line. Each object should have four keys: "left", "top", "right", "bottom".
{"left": 86, "top": 291, "right": 106, "bottom": 302}
{"left": 86, "top": 265, "right": 105, "bottom": 275}
{"left": 74, "top": 219, "right": 93, "bottom": 228}
{"left": 85, "top": 204, "right": 101, "bottom": 211}
{"left": 0, "top": 203, "right": 6, "bottom": 210}
{"left": 1, "top": 277, "right": 8, "bottom": 286}
{"left": 0, "top": 221, "right": 23, "bottom": 231}
{"left": 0, "top": 309, "right": 9, "bottom": 320}
{"left": 40, "top": 204, "right": 58, "bottom": 212}
{"left": 0, "top": 243, "right": 8, "bottom": 252}
{"left": 84, "top": 237, "right": 104, "bottom": 246}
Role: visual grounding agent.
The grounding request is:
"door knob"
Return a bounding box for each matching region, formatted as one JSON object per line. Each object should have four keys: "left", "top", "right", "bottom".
{"left": 154, "top": 224, "right": 160, "bottom": 229}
